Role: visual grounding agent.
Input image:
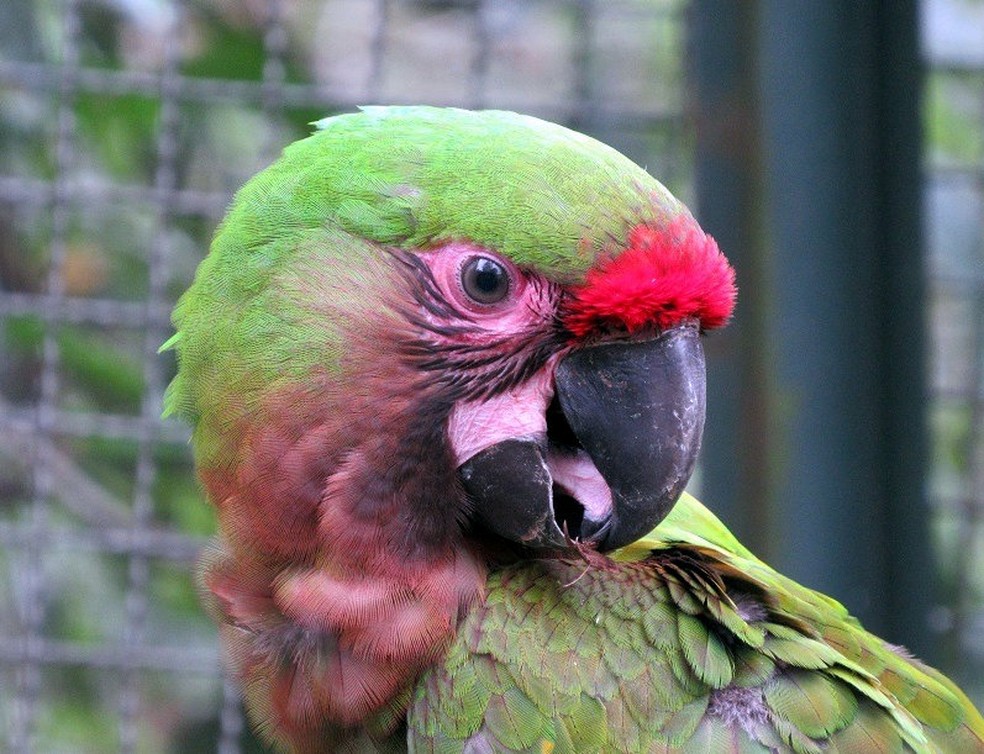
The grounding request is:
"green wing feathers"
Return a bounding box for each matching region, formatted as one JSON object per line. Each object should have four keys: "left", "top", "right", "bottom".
{"left": 409, "top": 494, "right": 984, "bottom": 753}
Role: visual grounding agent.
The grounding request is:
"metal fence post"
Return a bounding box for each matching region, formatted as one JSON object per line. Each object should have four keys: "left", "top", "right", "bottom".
{"left": 694, "top": 0, "right": 934, "bottom": 659}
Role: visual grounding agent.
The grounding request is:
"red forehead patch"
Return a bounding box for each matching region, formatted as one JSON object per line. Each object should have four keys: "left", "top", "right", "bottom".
{"left": 564, "top": 215, "right": 736, "bottom": 337}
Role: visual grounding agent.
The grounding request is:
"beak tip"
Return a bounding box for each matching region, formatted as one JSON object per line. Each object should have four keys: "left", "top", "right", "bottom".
{"left": 556, "top": 323, "right": 705, "bottom": 551}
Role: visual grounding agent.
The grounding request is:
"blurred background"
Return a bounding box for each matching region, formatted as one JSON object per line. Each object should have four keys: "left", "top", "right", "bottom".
{"left": 0, "top": 0, "right": 981, "bottom": 751}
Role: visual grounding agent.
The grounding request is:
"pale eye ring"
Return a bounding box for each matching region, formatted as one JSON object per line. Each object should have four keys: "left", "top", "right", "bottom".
{"left": 460, "top": 256, "right": 510, "bottom": 305}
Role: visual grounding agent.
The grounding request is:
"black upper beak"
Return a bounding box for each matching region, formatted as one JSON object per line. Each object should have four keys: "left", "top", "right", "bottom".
{"left": 458, "top": 321, "right": 706, "bottom": 553}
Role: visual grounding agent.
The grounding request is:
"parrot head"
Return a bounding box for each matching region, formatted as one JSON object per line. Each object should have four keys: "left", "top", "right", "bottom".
{"left": 164, "top": 106, "right": 735, "bottom": 736}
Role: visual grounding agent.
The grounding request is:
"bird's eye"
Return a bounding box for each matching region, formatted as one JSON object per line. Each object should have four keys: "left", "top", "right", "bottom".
{"left": 460, "top": 256, "right": 510, "bottom": 305}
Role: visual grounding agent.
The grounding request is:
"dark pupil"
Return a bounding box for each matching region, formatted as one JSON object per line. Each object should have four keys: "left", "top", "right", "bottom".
{"left": 473, "top": 260, "right": 501, "bottom": 294}
{"left": 464, "top": 257, "right": 508, "bottom": 303}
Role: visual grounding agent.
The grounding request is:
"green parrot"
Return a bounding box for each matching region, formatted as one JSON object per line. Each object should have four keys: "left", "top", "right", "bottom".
{"left": 163, "top": 106, "right": 984, "bottom": 753}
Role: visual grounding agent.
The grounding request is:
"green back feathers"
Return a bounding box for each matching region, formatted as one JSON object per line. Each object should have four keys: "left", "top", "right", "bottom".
{"left": 412, "top": 494, "right": 984, "bottom": 752}
{"left": 163, "top": 106, "right": 684, "bottom": 444}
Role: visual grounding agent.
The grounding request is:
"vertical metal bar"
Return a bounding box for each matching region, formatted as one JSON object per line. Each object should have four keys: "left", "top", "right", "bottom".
{"left": 690, "top": 1, "right": 778, "bottom": 558}
{"left": 952, "top": 289, "right": 984, "bottom": 689}
{"left": 868, "top": 0, "right": 935, "bottom": 662}
{"left": 367, "top": 0, "right": 390, "bottom": 103}
{"left": 659, "top": 4, "right": 692, "bottom": 195}
{"left": 961, "top": 70, "right": 984, "bottom": 698}
{"left": 469, "top": 0, "right": 492, "bottom": 109}
{"left": 117, "top": 3, "right": 185, "bottom": 750}
{"left": 261, "top": 0, "right": 288, "bottom": 162}
{"left": 217, "top": 674, "right": 245, "bottom": 754}
{"left": 569, "top": 0, "right": 596, "bottom": 129}
{"left": 757, "top": 0, "right": 931, "bottom": 653}
{"left": 694, "top": 0, "right": 933, "bottom": 658}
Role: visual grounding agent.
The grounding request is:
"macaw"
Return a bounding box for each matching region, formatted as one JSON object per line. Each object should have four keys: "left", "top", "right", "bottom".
{"left": 163, "top": 106, "right": 984, "bottom": 753}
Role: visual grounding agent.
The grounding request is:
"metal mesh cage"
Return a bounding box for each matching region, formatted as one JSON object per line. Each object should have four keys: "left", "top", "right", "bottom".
{"left": 922, "top": 0, "right": 984, "bottom": 706}
{"left": 0, "top": 1, "right": 689, "bottom": 751}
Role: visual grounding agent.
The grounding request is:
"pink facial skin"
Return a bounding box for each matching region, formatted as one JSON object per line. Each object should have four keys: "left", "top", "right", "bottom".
{"left": 419, "top": 242, "right": 555, "bottom": 463}
{"left": 414, "top": 242, "right": 548, "bottom": 336}
{"left": 419, "top": 243, "right": 615, "bottom": 526}
{"left": 446, "top": 373, "right": 553, "bottom": 465}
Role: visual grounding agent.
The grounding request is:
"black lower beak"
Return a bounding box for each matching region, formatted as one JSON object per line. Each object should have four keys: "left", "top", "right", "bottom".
{"left": 458, "top": 321, "right": 706, "bottom": 553}
{"left": 457, "top": 439, "right": 556, "bottom": 548}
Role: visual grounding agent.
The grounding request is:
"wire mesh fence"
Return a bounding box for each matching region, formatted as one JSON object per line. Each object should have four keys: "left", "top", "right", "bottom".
{"left": 0, "top": 1, "right": 689, "bottom": 751}
{"left": 922, "top": 0, "right": 984, "bottom": 708}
